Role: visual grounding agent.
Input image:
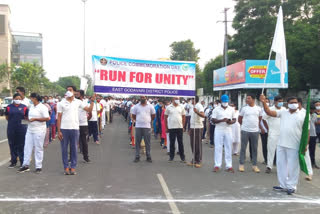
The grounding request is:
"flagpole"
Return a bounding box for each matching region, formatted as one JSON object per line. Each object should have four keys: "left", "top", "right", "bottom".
{"left": 261, "top": 49, "right": 273, "bottom": 95}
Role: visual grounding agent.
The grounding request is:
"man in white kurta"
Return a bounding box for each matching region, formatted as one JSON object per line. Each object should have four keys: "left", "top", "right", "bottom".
{"left": 211, "top": 95, "right": 236, "bottom": 172}
{"left": 260, "top": 95, "right": 305, "bottom": 195}
{"left": 263, "top": 96, "right": 285, "bottom": 173}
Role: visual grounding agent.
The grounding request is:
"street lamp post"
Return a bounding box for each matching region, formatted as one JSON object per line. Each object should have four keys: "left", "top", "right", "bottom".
{"left": 82, "top": 0, "right": 87, "bottom": 77}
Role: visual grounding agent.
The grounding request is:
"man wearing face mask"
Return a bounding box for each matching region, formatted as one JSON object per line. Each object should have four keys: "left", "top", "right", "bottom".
{"left": 263, "top": 95, "right": 285, "bottom": 173}
{"left": 165, "top": 97, "right": 186, "bottom": 162}
{"left": 260, "top": 95, "right": 305, "bottom": 195}
{"left": 131, "top": 96, "right": 156, "bottom": 163}
{"left": 211, "top": 95, "right": 236, "bottom": 172}
{"left": 57, "top": 86, "right": 95, "bottom": 175}
{"left": 16, "top": 87, "right": 31, "bottom": 108}
{"left": 309, "top": 101, "right": 320, "bottom": 169}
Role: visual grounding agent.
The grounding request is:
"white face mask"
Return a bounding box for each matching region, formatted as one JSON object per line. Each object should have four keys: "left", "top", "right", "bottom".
{"left": 65, "top": 91, "right": 73, "bottom": 98}
{"left": 288, "top": 103, "right": 299, "bottom": 110}
{"left": 13, "top": 100, "right": 21, "bottom": 105}
{"left": 214, "top": 104, "right": 218, "bottom": 108}
{"left": 174, "top": 100, "right": 180, "bottom": 105}
{"left": 316, "top": 106, "right": 320, "bottom": 110}
{"left": 222, "top": 102, "right": 228, "bottom": 107}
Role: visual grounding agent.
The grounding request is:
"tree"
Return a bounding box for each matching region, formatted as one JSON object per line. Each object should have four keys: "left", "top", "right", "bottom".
{"left": 169, "top": 39, "right": 202, "bottom": 90}
{"left": 170, "top": 39, "right": 200, "bottom": 62}
{"left": 56, "top": 76, "right": 81, "bottom": 91}
{"left": 11, "top": 62, "right": 48, "bottom": 95}
{"left": 230, "top": 0, "right": 320, "bottom": 90}
{"left": 0, "top": 63, "right": 14, "bottom": 96}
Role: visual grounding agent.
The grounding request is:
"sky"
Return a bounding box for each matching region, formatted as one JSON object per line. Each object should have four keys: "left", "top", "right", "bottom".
{"left": 2, "top": 0, "right": 236, "bottom": 81}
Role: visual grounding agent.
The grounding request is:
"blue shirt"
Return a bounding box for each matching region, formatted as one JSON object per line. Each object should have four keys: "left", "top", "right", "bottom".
{"left": 5, "top": 103, "right": 28, "bottom": 131}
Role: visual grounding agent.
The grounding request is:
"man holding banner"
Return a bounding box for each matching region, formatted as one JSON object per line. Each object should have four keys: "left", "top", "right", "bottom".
{"left": 260, "top": 94, "right": 305, "bottom": 195}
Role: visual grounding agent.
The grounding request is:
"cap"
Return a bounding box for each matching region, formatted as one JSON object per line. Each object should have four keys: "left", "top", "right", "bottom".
{"left": 221, "top": 94, "right": 229, "bottom": 103}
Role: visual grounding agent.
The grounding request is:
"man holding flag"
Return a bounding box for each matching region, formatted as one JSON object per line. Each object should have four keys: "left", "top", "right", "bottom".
{"left": 260, "top": 94, "right": 307, "bottom": 195}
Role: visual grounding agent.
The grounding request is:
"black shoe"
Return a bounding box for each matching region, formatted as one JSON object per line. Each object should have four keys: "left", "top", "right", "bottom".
{"left": 35, "top": 168, "right": 42, "bottom": 174}
{"left": 133, "top": 157, "right": 140, "bottom": 163}
{"left": 8, "top": 163, "right": 16, "bottom": 168}
{"left": 168, "top": 158, "right": 174, "bottom": 163}
{"left": 84, "top": 159, "right": 91, "bottom": 163}
{"left": 146, "top": 157, "right": 152, "bottom": 163}
{"left": 273, "top": 186, "right": 286, "bottom": 192}
{"left": 287, "top": 189, "right": 295, "bottom": 195}
{"left": 17, "top": 166, "right": 30, "bottom": 173}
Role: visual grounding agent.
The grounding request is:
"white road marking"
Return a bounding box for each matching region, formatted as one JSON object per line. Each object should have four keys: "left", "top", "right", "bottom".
{"left": 0, "top": 158, "right": 10, "bottom": 167}
{"left": 0, "top": 139, "right": 8, "bottom": 144}
{"left": 157, "top": 173, "right": 181, "bottom": 214}
{"left": 0, "top": 198, "right": 319, "bottom": 204}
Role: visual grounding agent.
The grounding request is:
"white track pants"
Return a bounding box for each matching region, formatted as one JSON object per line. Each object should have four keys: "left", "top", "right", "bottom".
{"left": 23, "top": 131, "right": 46, "bottom": 169}
{"left": 214, "top": 130, "right": 232, "bottom": 168}
{"left": 101, "top": 109, "right": 106, "bottom": 128}
{"left": 305, "top": 146, "right": 313, "bottom": 176}
{"left": 166, "top": 133, "right": 178, "bottom": 153}
{"left": 276, "top": 146, "right": 300, "bottom": 190}
{"left": 267, "top": 134, "right": 279, "bottom": 169}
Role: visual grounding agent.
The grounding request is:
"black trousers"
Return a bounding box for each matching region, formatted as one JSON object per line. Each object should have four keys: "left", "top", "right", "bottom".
{"left": 209, "top": 124, "right": 215, "bottom": 145}
{"left": 79, "top": 126, "right": 89, "bottom": 160}
{"left": 260, "top": 133, "right": 268, "bottom": 163}
{"left": 169, "top": 128, "right": 185, "bottom": 160}
{"left": 309, "top": 134, "right": 320, "bottom": 165}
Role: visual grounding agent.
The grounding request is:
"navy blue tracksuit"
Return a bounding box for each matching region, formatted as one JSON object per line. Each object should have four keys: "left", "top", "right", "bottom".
{"left": 5, "top": 104, "right": 28, "bottom": 166}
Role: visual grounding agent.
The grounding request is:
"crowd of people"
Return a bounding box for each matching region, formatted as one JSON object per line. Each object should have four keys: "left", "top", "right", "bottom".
{"left": 122, "top": 94, "right": 320, "bottom": 195}
{"left": 5, "top": 86, "right": 120, "bottom": 175}
{"left": 4, "top": 87, "right": 320, "bottom": 195}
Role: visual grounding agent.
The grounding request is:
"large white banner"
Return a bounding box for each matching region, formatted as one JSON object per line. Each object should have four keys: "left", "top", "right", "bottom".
{"left": 92, "top": 56, "right": 196, "bottom": 97}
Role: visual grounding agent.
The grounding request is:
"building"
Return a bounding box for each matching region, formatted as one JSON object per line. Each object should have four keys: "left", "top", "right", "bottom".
{"left": 12, "top": 32, "right": 43, "bottom": 66}
{"left": 0, "top": 4, "right": 12, "bottom": 93}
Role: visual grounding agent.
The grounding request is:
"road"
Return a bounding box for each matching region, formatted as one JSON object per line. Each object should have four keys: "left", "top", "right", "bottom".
{"left": 0, "top": 114, "right": 320, "bottom": 214}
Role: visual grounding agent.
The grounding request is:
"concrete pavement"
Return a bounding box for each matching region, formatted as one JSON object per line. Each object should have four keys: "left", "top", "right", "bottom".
{"left": 0, "top": 114, "right": 320, "bottom": 213}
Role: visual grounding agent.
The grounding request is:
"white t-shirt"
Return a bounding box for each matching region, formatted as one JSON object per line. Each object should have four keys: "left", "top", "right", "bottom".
{"left": 131, "top": 103, "right": 156, "bottom": 128}
{"left": 57, "top": 98, "right": 87, "bottom": 130}
{"left": 185, "top": 103, "right": 192, "bottom": 116}
{"left": 211, "top": 106, "right": 235, "bottom": 132}
{"left": 263, "top": 106, "right": 284, "bottom": 136}
{"left": 310, "top": 113, "right": 317, "bottom": 137}
{"left": 28, "top": 103, "right": 50, "bottom": 133}
{"left": 79, "top": 99, "right": 89, "bottom": 126}
{"left": 22, "top": 97, "right": 31, "bottom": 108}
{"left": 89, "top": 103, "right": 101, "bottom": 122}
{"left": 239, "top": 105, "right": 262, "bottom": 132}
{"left": 165, "top": 104, "right": 186, "bottom": 129}
{"left": 277, "top": 108, "right": 305, "bottom": 150}
{"left": 190, "top": 103, "right": 204, "bottom": 129}
{"left": 100, "top": 99, "right": 107, "bottom": 110}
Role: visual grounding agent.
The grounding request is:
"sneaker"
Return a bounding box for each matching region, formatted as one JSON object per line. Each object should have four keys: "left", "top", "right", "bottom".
{"left": 252, "top": 166, "right": 260, "bottom": 173}
{"left": 133, "top": 157, "right": 140, "bottom": 163}
{"left": 70, "top": 168, "right": 77, "bottom": 175}
{"left": 213, "top": 167, "right": 220, "bottom": 172}
{"left": 187, "top": 161, "right": 195, "bottom": 166}
{"left": 195, "top": 163, "right": 202, "bottom": 168}
{"left": 146, "top": 157, "right": 152, "bottom": 163}
{"left": 265, "top": 167, "right": 271, "bottom": 174}
{"left": 95, "top": 141, "right": 100, "bottom": 145}
{"left": 17, "top": 166, "right": 30, "bottom": 173}
{"left": 273, "top": 186, "right": 287, "bottom": 192}
{"left": 168, "top": 158, "right": 174, "bottom": 163}
{"left": 239, "top": 165, "right": 245, "bottom": 172}
{"left": 287, "top": 189, "right": 295, "bottom": 195}
{"left": 64, "top": 168, "right": 70, "bottom": 175}
{"left": 8, "top": 163, "right": 16, "bottom": 168}
{"left": 226, "top": 167, "right": 235, "bottom": 173}
{"left": 35, "top": 168, "right": 42, "bottom": 174}
{"left": 305, "top": 175, "right": 312, "bottom": 181}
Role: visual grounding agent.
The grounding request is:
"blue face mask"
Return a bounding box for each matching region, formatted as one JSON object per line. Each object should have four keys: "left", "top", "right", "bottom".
{"left": 277, "top": 102, "right": 283, "bottom": 107}
{"left": 209, "top": 106, "right": 213, "bottom": 109}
